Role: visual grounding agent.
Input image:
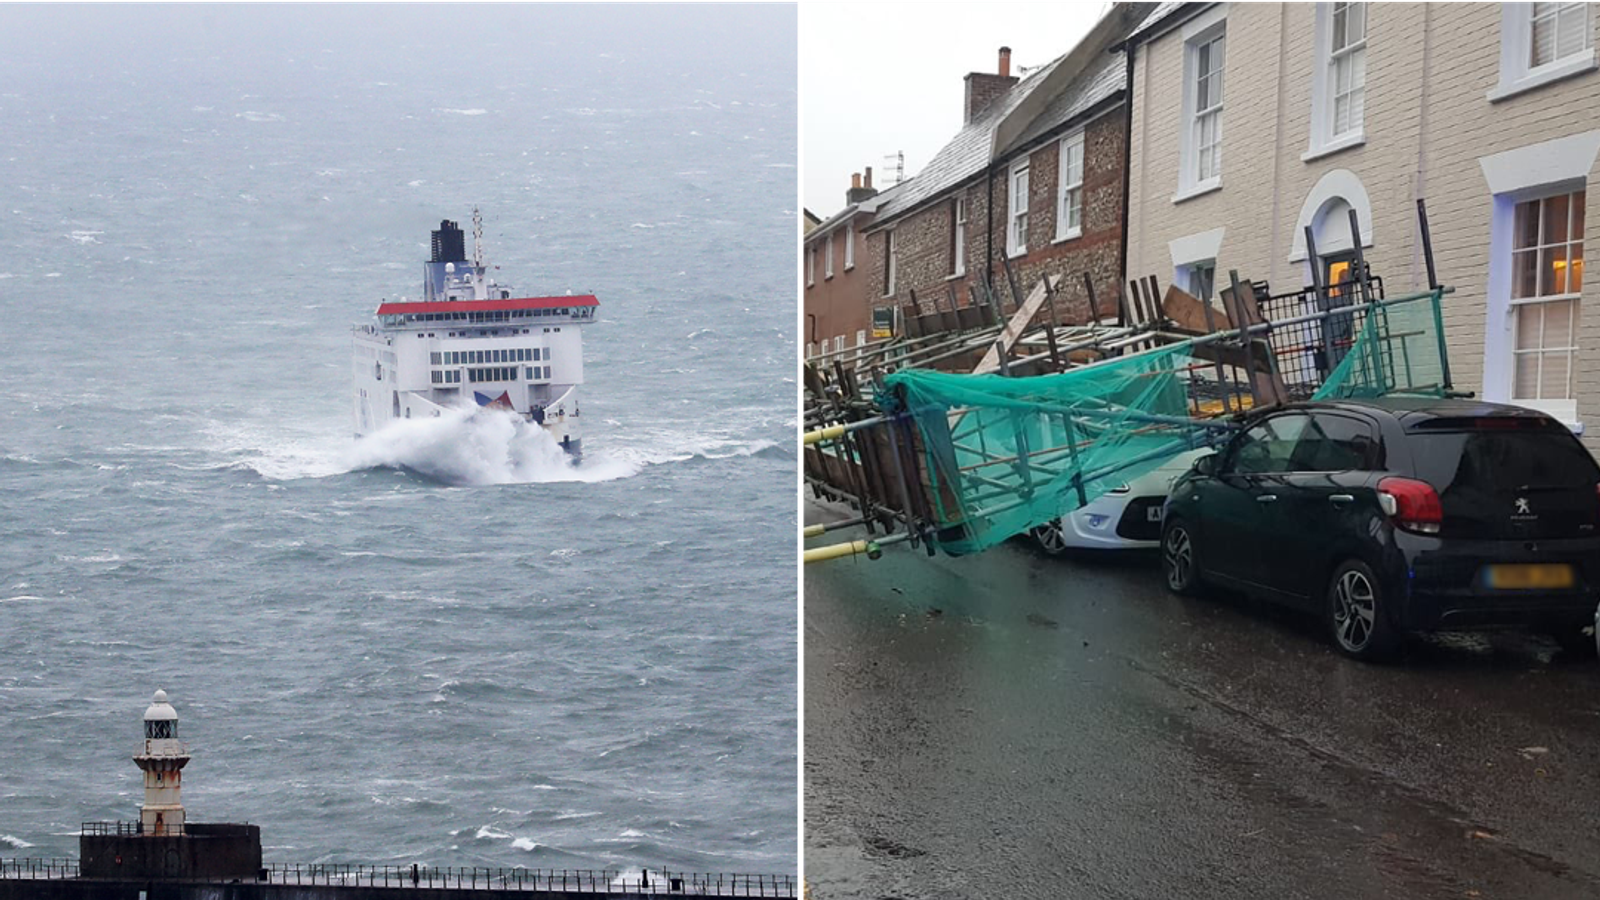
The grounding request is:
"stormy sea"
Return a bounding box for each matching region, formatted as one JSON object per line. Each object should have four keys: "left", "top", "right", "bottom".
{"left": 0, "top": 4, "right": 797, "bottom": 877}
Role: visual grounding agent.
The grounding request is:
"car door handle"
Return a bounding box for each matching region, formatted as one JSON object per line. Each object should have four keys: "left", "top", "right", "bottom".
{"left": 1329, "top": 494, "right": 1355, "bottom": 504}
{"left": 1255, "top": 494, "right": 1278, "bottom": 503}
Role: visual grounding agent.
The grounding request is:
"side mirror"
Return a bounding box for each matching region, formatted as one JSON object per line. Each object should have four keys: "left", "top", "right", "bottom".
{"left": 1192, "top": 453, "right": 1218, "bottom": 477}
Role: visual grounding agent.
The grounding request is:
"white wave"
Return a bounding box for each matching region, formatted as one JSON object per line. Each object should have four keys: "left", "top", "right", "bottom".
{"left": 436, "top": 108, "right": 488, "bottom": 116}
{"left": 510, "top": 837, "right": 540, "bottom": 851}
{"left": 66, "top": 230, "right": 103, "bottom": 244}
{"left": 236, "top": 111, "right": 283, "bottom": 122}
{"left": 0, "top": 835, "right": 34, "bottom": 848}
{"left": 345, "top": 408, "right": 637, "bottom": 485}
{"left": 474, "top": 825, "right": 512, "bottom": 840}
{"left": 0, "top": 596, "right": 44, "bottom": 604}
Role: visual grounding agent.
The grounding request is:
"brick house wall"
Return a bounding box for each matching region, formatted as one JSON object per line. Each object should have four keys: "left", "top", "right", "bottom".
{"left": 802, "top": 210, "right": 876, "bottom": 357}
{"left": 1125, "top": 2, "right": 1600, "bottom": 448}
{"left": 867, "top": 103, "right": 1129, "bottom": 331}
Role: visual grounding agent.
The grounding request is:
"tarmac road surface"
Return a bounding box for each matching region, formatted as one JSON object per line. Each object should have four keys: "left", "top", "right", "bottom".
{"left": 804, "top": 501, "right": 1600, "bottom": 900}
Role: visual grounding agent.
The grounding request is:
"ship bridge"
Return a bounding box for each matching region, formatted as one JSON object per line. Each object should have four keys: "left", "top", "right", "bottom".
{"left": 375, "top": 295, "right": 598, "bottom": 329}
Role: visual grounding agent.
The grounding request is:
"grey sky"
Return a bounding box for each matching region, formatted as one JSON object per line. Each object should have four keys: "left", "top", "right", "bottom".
{"left": 801, "top": 2, "right": 1111, "bottom": 217}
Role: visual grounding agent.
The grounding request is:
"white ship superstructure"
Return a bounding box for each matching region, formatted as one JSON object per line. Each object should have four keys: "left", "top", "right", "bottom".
{"left": 353, "top": 214, "right": 597, "bottom": 457}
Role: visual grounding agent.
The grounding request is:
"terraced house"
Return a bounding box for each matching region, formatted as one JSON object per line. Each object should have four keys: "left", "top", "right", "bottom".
{"left": 1123, "top": 2, "right": 1600, "bottom": 445}
{"left": 857, "top": 6, "right": 1155, "bottom": 339}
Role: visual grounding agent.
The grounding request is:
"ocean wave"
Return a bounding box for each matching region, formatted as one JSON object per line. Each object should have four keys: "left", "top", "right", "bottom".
{"left": 0, "top": 835, "right": 34, "bottom": 849}
{"left": 436, "top": 108, "right": 488, "bottom": 116}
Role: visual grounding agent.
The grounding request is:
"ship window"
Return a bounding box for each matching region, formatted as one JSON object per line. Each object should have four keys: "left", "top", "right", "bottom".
{"left": 526, "top": 367, "right": 534, "bottom": 380}
{"left": 544, "top": 366, "right": 551, "bottom": 379}
{"left": 554, "top": 328, "right": 561, "bottom": 333}
{"left": 430, "top": 353, "right": 441, "bottom": 365}
{"left": 432, "top": 371, "right": 442, "bottom": 384}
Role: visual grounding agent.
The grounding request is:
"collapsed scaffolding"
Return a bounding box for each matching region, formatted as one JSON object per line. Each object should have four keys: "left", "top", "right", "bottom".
{"left": 804, "top": 203, "right": 1457, "bottom": 562}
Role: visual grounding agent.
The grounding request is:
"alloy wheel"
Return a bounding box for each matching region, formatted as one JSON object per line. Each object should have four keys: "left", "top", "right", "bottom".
{"left": 1332, "top": 569, "right": 1377, "bottom": 652}
{"left": 1031, "top": 519, "right": 1068, "bottom": 556}
{"left": 1163, "top": 525, "right": 1193, "bottom": 592}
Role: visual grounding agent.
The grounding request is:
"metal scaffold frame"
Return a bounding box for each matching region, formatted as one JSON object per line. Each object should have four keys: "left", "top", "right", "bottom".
{"left": 804, "top": 201, "right": 1458, "bottom": 562}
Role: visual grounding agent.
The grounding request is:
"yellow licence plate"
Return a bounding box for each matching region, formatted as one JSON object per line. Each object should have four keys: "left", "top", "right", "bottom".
{"left": 1484, "top": 564, "right": 1575, "bottom": 590}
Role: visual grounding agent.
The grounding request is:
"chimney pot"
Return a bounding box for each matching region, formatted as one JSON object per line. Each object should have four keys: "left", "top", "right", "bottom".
{"left": 999, "top": 46, "right": 1012, "bottom": 78}
{"left": 851, "top": 172, "right": 861, "bottom": 190}
{"left": 864, "top": 167, "right": 873, "bottom": 189}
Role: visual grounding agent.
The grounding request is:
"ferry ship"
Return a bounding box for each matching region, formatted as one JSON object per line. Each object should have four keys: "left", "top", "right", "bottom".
{"left": 352, "top": 213, "right": 597, "bottom": 458}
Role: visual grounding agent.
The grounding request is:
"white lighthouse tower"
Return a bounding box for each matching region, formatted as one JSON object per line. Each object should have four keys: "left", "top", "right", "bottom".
{"left": 133, "top": 689, "right": 189, "bottom": 836}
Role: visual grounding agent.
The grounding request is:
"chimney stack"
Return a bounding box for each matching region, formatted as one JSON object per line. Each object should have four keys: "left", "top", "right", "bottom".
{"left": 964, "top": 46, "right": 1021, "bottom": 124}
{"left": 846, "top": 167, "right": 879, "bottom": 205}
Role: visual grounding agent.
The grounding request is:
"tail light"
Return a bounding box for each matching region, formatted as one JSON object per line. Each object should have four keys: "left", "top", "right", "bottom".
{"left": 1378, "top": 477, "right": 1442, "bottom": 535}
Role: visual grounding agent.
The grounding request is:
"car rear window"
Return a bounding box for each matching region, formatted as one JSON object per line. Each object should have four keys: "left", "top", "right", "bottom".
{"left": 1404, "top": 422, "right": 1599, "bottom": 538}
{"left": 1409, "top": 429, "right": 1599, "bottom": 493}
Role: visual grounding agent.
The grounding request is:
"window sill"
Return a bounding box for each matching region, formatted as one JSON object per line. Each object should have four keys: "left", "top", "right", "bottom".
{"left": 844, "top": 264, "right": 855, "bottom": 272}
{"left": 1007, "top": 247, "right": 1028, "bottom": 260}
{"left": 945, "top": 271, "right": 967, "bottom": 282}
{"left": 1052, "top": 228, "right": 1083, "bottom": 245}
{"left": 1172, "top": 178, "right": 1222, "bottom": 204}
{"left": 1489, "top": 53, "right": 1598, "bottom": 102}
{"left": 1302, "top": 132, "right": 1365, "bottom": 162}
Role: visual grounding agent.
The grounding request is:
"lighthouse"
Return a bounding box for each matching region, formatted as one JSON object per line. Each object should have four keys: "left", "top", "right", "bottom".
{"left": 79, "top": 690, "right": 262, "bottom": 880}
{"left": 133, "top": 689, "right": 189, "bottom": 836}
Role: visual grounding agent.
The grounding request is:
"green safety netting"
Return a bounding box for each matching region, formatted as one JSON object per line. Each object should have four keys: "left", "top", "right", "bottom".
{"left": 881, "top": 289, "right": 1449, "bottom": 555}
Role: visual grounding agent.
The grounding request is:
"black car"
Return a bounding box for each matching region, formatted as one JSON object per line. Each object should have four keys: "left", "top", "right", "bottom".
{"left": 1160, "top": 398, "right": 1600, "bottom": 661}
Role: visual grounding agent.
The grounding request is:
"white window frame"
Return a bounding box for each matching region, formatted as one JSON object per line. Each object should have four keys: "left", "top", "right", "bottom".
{"left": 1490, "top": 2, "right": 1596, "bottom": 101}
{"left": 1507, "top": 189, "right": 1585, "bottom": 420}
{"left": 1306, "top": 2, "right": 1367, "bottom": 160}
{"left": 824, "top": 232, "right": 834, "bottom": 279}
{"left": 1176, "top": 6, "right": 1228, "bottom": 202}
{"left": 1007, "top": 156, "right": 1030, "bottom": 258}
{"left": 883, "top": 228, "right": 897, "bottom": 297}
{"left": 844, "top": 222, "right": 855, "bottom": 270}
{"left": 833, "top": 335, "right": 845, "bottom": 354}
{"left": 951, "top": 197, "right": 967, "bottom": 276}
{"left": 806, "top": 246, "right": 815, "bottom": 287}
{"left": 1055, "top": 130, "right": 1085, "bottom": 242}
{"left": 806, "top": 341, "right": 816, "bottom": 359}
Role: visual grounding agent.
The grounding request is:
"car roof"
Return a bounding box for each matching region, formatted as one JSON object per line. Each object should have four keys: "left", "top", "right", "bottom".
{"left": 1264, "top": 396, "right": 1555, "bottom": 428}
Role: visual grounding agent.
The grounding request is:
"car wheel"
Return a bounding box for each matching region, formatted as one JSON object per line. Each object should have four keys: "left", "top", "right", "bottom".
{"left": 1161, "top": 519, "right": 1201, "bottom": 595}
{"left": 1030, "top": 518, "right": 1070, "bottom": 558}
{"left": 1327, "top": 559, "right": 1400, "bottom": 662}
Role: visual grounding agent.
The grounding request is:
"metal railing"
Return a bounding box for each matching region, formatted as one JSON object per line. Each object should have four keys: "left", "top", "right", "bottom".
{"left": 0, "top": 859, "right": 79, "bottom": 879}
{"left": 262, "top": 864, "right": 795, "bottom": 896}
{"left": 1, "top": 859, "right": 795, "bottom": 897}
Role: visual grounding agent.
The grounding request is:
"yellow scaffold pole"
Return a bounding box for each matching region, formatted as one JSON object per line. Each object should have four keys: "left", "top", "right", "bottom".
{"left": 802, "top": 540, "right": 880, "bottom": 563}
{"left": 802, "top": 415, "right": 890, "bottom": 446}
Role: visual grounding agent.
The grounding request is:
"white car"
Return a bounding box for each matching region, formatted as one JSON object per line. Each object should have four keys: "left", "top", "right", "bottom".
{"left": 1028, "top": 450, "right": 1207, "bottom": 554}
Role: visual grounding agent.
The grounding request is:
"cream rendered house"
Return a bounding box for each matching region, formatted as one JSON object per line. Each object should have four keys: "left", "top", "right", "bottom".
{"left": 1123, "top": 2, "right": 1599, "bottom": 442}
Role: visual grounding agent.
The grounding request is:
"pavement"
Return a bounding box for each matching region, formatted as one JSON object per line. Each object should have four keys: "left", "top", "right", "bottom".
{"left": 803, "top": 499, "right": 1600, "bottom": 900}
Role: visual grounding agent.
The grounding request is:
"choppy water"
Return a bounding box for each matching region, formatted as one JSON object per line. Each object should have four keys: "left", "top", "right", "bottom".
{"left": 0, "top": 4, "right": 796, "bottom": 875}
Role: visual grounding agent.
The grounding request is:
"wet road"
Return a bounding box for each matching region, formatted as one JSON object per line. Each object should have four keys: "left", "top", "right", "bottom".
{"left": 804, "top": 500, "right": 1600, "bottom": 899}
